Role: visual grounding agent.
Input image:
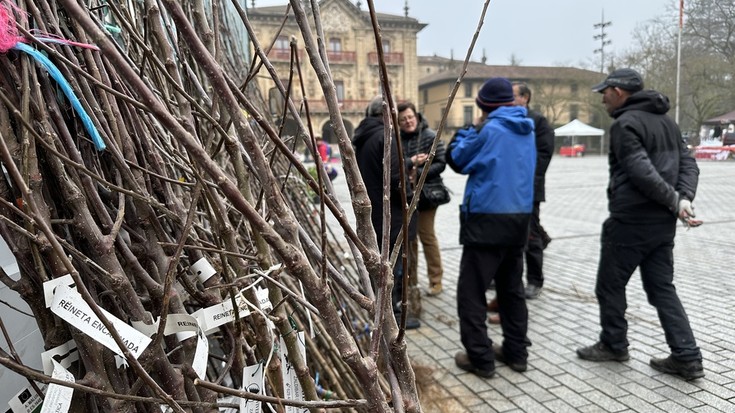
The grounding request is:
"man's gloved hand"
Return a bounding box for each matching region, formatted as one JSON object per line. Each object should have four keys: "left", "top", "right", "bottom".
{"left": 677, "top": 198, "right": 703, "bottom": 227}
{"left": 678, "top": 198, "right": 694, "bottom": 219}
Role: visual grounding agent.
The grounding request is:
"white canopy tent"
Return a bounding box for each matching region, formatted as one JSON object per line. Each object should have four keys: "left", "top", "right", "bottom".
{"left": 554, "top": 119, "right": 604, "bottom": 137}
{"left": 554, "top": 119, "right": 605, "bottom": 155}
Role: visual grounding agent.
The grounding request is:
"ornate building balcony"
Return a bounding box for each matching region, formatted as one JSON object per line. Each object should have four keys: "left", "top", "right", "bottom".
{"left": 306, "top": 99, "right": 372, "bottom": 114}
{"left": 326, "top": 51, "right": 357, "bottom": 63}
{"left": 368, "top": 52, "right": 404, "bottom": 65}
{"left": 267, "top": 48, "right": 303, "bottom": 62}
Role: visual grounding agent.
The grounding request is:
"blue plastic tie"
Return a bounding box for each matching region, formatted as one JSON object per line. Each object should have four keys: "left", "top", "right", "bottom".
{"left": 14, "top": 42, "right": 106, "bottom": 151}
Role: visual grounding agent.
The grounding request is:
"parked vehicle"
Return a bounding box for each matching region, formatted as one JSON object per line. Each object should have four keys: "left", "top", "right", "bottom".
{"left": 559, "top": 144, "right": 585, "bottom": 157}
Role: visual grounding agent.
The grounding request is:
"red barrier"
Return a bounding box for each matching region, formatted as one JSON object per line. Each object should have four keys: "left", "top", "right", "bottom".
{"left": 694, "top": 146, "right": 735, "bottom": 160}
{"left": 559, "top": 144, "right": 585, "bottom": 157}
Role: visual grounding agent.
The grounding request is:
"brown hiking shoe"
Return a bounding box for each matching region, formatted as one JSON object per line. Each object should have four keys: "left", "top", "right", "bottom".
{"left": 576, "top": 342, "right": 629, "bottom": 362}
{"left": 493, "top": 344, "right": 527, "bottom": 372}
{"left": 650, "top": 356, "right": 704, "bottom": 380}
{"left": 426, "top": 283, "right": 443, "bottom": 296}
{"left": 454, "top": 351, "right": 495, "bottom": 378}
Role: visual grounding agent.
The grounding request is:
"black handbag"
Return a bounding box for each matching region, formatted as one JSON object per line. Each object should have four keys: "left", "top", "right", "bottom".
{"left": 419, "top": 180, "right": 451, "bottom": 209}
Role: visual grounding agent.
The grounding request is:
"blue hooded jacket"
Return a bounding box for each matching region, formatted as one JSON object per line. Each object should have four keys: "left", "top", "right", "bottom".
{"left": 447, "top": 106, "right": 536, "bottom": 246}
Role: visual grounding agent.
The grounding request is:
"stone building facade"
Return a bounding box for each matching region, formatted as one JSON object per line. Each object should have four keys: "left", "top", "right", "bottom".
{"left": 417, "top": 61, "right": 603, "bottom": 141}
{"left": 248, "top": 0, "right": 425, "bottom": 143}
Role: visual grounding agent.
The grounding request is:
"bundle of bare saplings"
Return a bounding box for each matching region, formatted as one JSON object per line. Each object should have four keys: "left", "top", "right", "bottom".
{"left": 0, "top": 0, "right": 425, "bottom": 412}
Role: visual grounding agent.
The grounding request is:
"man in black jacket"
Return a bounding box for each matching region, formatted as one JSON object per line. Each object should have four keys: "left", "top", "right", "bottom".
{"left": 513, "top": 82, "right": 554, "bottom": 299}
{"left": 487, "top": 83, "right": 555, "bottom": 324}
{"left": 576, "top": 68, "right": 704, "bottom": 380}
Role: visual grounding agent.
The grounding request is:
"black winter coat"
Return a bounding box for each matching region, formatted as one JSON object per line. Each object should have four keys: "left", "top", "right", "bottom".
{"left": 399, "top": 114, "right": 448, "bottom": 211}
{"left": 529, "top": 110, "right": 554, "bottom": 203}
{"left": 607, "top": 90, "right": 699, "bottom": 224}
{"left": 353, "top": 116, "right": 417, "bottom": 250}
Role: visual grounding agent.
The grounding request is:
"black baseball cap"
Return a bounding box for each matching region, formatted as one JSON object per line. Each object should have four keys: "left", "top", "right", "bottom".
{"left": 592, "top": 68, "right": 644, "bottom": 93}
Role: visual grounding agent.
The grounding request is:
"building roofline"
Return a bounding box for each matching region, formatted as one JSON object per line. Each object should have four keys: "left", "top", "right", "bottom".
{"left": 249, "top": 0, "right": 426, "bottom": 31}
{"left": 419, "top": 64, "right": 602, "bottom": 88}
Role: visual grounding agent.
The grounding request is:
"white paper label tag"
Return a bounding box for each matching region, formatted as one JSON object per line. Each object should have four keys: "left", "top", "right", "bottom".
{"left": 240, "top": 364, "right": 264, "bottom": 413}
{"left": 50, "top": 285, "right": 151, "bottom": 358}
{"left": 132, "top": 313, "right": 200, "bottom": 338}
{"left": 191, "top": 327, "right": 209, "bottom": 379}
{"left": 280, "top": 333, "right": 307, "bottom": 413}
{"left": 175, "top": 330, "right": 197, "bottom": 341}
{"left": 190, "top": 258, "right": 216, "bottom": 283}
{"left": 43, "top": 275, "right": 75, "bottom": 308}
{"left": 40, "top": 360, "right": 75, "bottom": 413}
{"left": 7, "top": 386, "right": 44, "bottom": 413}
{"left": 41, "top": 340, "right": 79, "bottom": 375}
{"left": 255, "top": 288, "right": 273, "bottom": 313}
{"left": 255, "top": 287, "right": 272, "bottom": 312}
{"left": 194, "top": 295, "right": 251, "bottom": 334}
{"left": 114, "top": 355, "right": 129, "bottom": 369}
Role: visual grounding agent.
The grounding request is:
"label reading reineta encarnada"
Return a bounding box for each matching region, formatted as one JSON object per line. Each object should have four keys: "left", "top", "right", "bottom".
{"left": 50, "top": 285, "right": 151, "bottom": 358}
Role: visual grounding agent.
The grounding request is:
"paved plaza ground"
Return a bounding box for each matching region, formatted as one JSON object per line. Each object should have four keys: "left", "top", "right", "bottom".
{"left": 333, "top": 155, "right": 735, "bottom": 412}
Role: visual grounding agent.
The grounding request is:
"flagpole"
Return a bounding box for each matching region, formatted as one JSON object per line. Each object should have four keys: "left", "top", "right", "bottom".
{"left": 675, "top": 0, "right": 683, "bottom": 123}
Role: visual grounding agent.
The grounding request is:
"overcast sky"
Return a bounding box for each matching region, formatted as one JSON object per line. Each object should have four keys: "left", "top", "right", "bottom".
{"left": 251, "top": 0, "right": 679, "bottom": 68}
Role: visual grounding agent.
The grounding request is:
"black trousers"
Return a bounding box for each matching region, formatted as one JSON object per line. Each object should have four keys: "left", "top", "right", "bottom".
{"left": 595, "top": 218, "right": 701, "bottom": 361}
{"left": 525, "top": 202, "right": 544, "bottom": 287}
{"left": 457, "top": 246, "right": 529, "bottom": 370}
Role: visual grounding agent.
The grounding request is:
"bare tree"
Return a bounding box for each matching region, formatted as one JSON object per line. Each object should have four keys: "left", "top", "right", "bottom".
{"left": 0, "top": 0, "right": 493, "bottom": 412}
{"left": 620, "top": 0, "right": 735, "bottom": 131}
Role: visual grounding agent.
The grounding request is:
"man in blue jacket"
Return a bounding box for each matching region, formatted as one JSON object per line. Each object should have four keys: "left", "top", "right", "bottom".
{"left": 446, "top": 78, "right": 536, "bottom": 377}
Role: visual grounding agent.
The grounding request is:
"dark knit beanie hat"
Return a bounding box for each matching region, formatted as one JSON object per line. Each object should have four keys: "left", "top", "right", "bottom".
{"left": 476, "top": 77, "right": 514, "bottom": 112}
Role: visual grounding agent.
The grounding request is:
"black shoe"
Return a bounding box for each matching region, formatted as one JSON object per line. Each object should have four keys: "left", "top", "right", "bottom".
{"left": 650, "top": 356, "right": 704, "bottom": 380}
{"left": 576, "top": 342, "right": 629, "bottom": 362}
{"left": 404, "top": 317, "right": 421, "bottom": 330}
{"left": 394, "top": 311, "right": 421, "bottom": 330}
{"left": 540, "top": 226, "right": 552, "bottom": 249}
{"left": 454, "top": 351, "right": 495, "bottom": 378}
{"left": 493, "top": 344, "right": 527, "bottom": 372}
{"left": 525, "top": 284, "right": 542, "bottom": 299}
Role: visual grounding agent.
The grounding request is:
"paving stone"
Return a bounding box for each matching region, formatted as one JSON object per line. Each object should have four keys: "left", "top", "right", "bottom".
{"left": 692, "top": 405, "right": 732, "bottom": 413}
{"left": 472, "top": 390, "right": 516, "bottom": 412}
{"left": 653, "top": 385, "right": 705, "bottom": 409}
{"left": 540, "top": 399, "right": 582, "bottom": 413}
{"left": 652, "top": 400, "right": 701, "bottom": 413}
{"left": 689, "top": 389, "right": 735, "bottom": 411}
{"left": 611, "top": 394, "right": 668, "bottom": 412}
{"left": 580, "top": 389, "right": 628, "bottom": 411}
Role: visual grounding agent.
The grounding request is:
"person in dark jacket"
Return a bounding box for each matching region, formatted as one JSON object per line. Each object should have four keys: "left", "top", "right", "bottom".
{"left": 513, "top": 82, "right": 554, "bottom": 299}
{"left": 397, "top": 101, "right": 448, "bottom": 296}
{"left": 447, "top": 78, "right": 536, "bottom": 378}
{"left": 576, "top": 68, "right": 704, "bottom": 381}
{"left": 487, "top": 82, "right": 555, "bottom": 323}
{"left": 353, "top": 96, "right": 420, "bottom": 330}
